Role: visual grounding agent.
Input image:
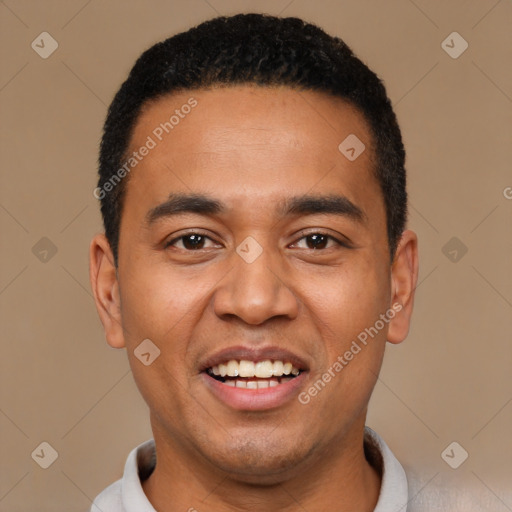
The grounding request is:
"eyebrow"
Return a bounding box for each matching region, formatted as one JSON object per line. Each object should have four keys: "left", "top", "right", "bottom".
{"left": 145, "top": 192, "right": 366, "bottom": 225}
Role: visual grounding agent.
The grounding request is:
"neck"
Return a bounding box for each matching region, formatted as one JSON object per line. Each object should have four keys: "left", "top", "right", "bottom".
{"left": 142, "top": 418, "right": 381, "bottom": 512}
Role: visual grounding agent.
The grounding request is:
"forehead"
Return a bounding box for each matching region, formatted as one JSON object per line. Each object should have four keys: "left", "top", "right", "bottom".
{"left": 123, "top": 85, "right": 382, "bottom": 225}
{"left": 132, "top": 85, "right": 372, "bottom": 158}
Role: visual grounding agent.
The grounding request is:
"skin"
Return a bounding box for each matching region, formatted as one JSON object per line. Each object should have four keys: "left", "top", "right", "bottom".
{"left": 89, "top": 85, "right": 418, "bottom": 511}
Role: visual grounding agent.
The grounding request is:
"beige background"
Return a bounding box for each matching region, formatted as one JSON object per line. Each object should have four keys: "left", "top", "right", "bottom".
{"left": 1, "top": 0, "right": 511, "bottom": 511}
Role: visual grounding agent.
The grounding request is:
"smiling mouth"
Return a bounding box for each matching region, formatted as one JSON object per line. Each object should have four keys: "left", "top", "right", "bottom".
{"left": 205, "top": 359, "right": 304, "bottom": 389}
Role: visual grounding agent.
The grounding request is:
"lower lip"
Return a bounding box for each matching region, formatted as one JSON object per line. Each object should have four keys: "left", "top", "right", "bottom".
{"left": 201, "top": 372, "right": 308, "bottom": 411}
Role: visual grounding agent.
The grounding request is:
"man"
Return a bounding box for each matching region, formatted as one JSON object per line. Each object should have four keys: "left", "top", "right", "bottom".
{"left": 89, "top": 13, "right": 418, "bottom": 512}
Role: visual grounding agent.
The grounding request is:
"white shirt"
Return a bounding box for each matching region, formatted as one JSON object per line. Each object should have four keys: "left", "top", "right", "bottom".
{"left": 90, "top": 426, "right": 409, "bottom": 512}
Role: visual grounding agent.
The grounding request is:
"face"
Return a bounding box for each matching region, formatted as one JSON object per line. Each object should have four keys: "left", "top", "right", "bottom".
{"left": 90, "top": 85, "right": 418, "bottom": 483}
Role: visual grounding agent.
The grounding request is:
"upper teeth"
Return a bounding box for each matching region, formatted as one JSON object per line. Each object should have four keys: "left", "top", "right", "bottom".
{"left": 210, "top": 360, "right": 300, "bottom": 378}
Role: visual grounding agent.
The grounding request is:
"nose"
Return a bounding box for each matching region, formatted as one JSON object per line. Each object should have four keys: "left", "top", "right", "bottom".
{"left": 212, "top": 242, "right": 299, "bottom": 325}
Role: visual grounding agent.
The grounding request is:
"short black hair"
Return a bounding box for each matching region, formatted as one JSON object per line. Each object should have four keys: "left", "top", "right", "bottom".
{"left": 98, "top": 13, "right": 407, "bottom": 266}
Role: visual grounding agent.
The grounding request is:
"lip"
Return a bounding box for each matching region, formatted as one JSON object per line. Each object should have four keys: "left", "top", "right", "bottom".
{"left": 201, "top": 370, "right": 309, "bottom": 411}
{"left": 199, "top": 345, "right": 309, "bottom": 372}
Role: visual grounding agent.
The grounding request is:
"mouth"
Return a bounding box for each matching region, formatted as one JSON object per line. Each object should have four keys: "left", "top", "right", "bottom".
{"left": 199, "top": 348, "right": 309, "bottom": 411}
{"left": 205, "top": 359, "right": 304, "bottom": 389}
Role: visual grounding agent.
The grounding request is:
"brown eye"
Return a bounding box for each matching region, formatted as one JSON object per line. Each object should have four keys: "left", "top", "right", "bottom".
{"left": 292, "top": 232, "right": 345, "bottom": 250}
{"left": 305, "top": 234, "right": 329, "bottom": 249}
{"left": 165, "top": 233, "right": 216, "bottom": 251}
{"left": 181, "top": 234, "right": 205, "bottom": 250}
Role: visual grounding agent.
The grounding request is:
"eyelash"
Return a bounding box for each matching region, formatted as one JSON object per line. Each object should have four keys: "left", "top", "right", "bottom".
{"left": 164, "top": 231, "right": 349, "bottom": 251}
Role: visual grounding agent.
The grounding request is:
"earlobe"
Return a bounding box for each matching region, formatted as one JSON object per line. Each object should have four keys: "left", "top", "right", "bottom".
{"left": 89, "top": 234, "right": 126, "bottom": 348}
{"left": 387, "top": 230, "right": 419, "bottom": 345}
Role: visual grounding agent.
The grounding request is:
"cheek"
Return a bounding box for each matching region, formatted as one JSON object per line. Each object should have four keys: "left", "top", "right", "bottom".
{"left": 304, "top": 258, "right": 390, "bottom": 397}
{"left": 308, "top": 260, "right": 390, "bottom": 339}
{"left": 116, "top": 268, "right": 201, "bottom": 401}
{"left": 118, "top": 265, "right": 205, "bottom": 342}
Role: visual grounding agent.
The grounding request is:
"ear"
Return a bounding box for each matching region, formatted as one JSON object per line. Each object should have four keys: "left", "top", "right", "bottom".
{"left": 387, "top": 229, "right": 419, "bottom": 345}
{"left": 89, "top": 233, "right": 126, "bottom": 348}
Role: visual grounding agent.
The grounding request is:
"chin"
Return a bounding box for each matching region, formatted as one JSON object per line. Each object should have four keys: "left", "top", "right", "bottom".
{"left": 200, "top": 436, "right": 314, "bottom": 484}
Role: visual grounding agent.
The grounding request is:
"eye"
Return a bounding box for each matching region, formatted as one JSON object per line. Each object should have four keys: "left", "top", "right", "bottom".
{"left": 164, "top": 231, "right": 349, "bottom": 252}
{"left": 164, "top": 232, "right": 219, "bottom": 251}
{"left": 291, "top": 232, "right": 346, "bottom": 250}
